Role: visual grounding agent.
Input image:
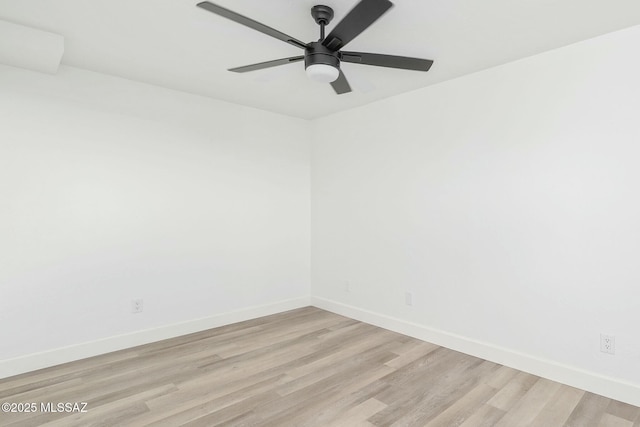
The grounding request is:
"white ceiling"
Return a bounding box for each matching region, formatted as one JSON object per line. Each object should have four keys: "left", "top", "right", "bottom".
{"left": 1, "top": 0, "right": 639, "bottom": 119}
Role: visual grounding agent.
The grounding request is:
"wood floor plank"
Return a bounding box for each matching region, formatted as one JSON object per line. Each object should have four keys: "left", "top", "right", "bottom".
{"left": 38, "top": 384, "right": 176, "bottom": 427}
{"left": 370, "top": 358, "right": 498, "bottom": 426}
{"left": 422, "top": 383, "right": 498, "bottom": 427}
{"left": 282, "top": 369, "right": 392, "bottom": 427}
{"left": 257, "top": 346, "right": 398, "bottom": 426}
{"left": 607, "top": 400, "right": 640, "bottom": 422}
{"left": 325, "top": 398, "right": 387, "bottom": 427}
{"left": 600, "top": 413, "right": 635, "bottom": 427}
{"left": 385, "top": 341, "right": 440, "bottom": 370}
{"left": 486, "top": 370, "right": 539, "bottom": 411}
{"left": 493, "top": 378, "right": 562, "bottom": 427}
{"left": 127, "top": 375, "right": 289, "bottom": 426}
{"left": 529, "top": 384, "right": 584, "bottom": 427}
{"left": 564, "top": 392, "right": 611, "bottom": 427}
{"left": 158, "top": 390, "right": 279, "bottom": 427}
{"left": 0, "top": 351, "right": 139, "bottom": 398}
{"left": 1, "top": 307, "right": 638, "bottom": 427}
{"left": 458, "top": 404, "right": 507, "bottom": 427}
{"left": 484, "top": 365, "right": 520, "bottom": 389}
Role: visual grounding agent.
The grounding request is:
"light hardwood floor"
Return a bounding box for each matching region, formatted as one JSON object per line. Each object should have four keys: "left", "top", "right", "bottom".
{"left": 1, "top": 307, "right": 638, "bottom": 426}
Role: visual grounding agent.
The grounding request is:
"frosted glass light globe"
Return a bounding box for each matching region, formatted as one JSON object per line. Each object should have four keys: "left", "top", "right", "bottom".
{"left": 306, "top": 64, "right": 339, "bottom": 83}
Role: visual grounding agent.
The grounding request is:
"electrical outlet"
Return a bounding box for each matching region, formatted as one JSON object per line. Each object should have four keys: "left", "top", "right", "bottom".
{"left": 405, "top": 292, "right": 413, "bottom": 306}
{"left": 131, "top": 299, "right": 144, "bottom": 314}
{"left": 344, "top": 280, "right": 351, "bottom": 293}
{"left": 600, "top": 334, "right": 615, "bottom": 355}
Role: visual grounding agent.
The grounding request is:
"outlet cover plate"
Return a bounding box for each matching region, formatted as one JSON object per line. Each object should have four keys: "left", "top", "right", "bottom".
{"left": 132, "top": 299, "right": 144, "bottom": 314}
{"left": 405, "top": 292, "right": 413, "bottom": 306}
{"left": 600, "top": 334, "right": 615, "bottom": 355}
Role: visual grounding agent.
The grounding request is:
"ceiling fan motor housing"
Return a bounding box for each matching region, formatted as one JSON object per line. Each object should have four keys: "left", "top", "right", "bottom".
{"left": 304, "top": 41, "right": 340, "bottom": 70}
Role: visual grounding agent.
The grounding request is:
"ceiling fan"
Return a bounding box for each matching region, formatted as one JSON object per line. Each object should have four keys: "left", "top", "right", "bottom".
{"left": 196, "top": 0, "right": 434, "bottom": 94}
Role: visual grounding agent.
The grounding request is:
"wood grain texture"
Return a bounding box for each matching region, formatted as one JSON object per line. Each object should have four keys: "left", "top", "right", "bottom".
{"left": 0, "top": 307, "right": 637, "bottom": 426}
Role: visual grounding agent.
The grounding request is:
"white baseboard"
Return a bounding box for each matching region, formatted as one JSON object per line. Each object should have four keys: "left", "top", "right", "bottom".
{"left": 0, "top": 296, "right": 311, "bottom": 380}
{"left": 311, "top": 296, "right": 640, "bottom": 407}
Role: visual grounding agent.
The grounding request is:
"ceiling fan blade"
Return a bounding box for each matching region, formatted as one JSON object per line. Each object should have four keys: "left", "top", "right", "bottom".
{"left": 229, "top": 56, "right": 304, "bottom": 73}
{"left": 322, "top": 0, "right": 393, "bottom": 51}
{"left": 330, "top": 70, "right": 352, "bottom": 95}
{"left": 341, "top": 51, "right": 433, "bottom": 71}
{"left": 197, "top": 2, "right": 307, "bottom": 49}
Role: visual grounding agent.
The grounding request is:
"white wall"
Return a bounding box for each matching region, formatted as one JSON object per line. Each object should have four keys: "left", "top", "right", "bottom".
{"left": 0, "top": 65, "right": 311, "bottom": 370}
{"left": 311, "top": 26, "right": 640, "bottom": 404}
